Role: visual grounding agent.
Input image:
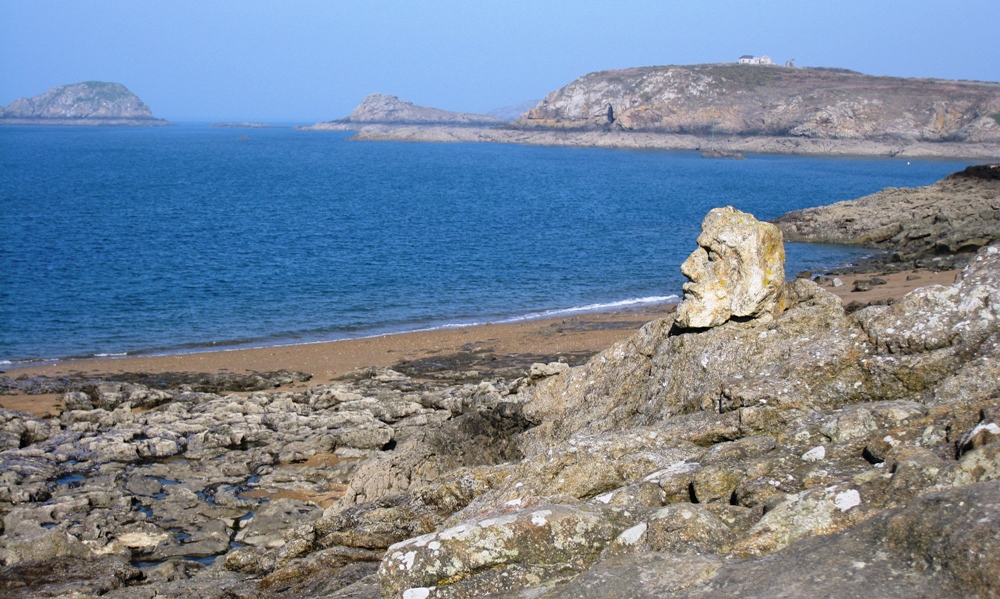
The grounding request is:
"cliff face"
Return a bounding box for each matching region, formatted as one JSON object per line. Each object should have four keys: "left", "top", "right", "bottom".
{"left": 0, "top": 81, "right": 170, "bottom": 125}
{"left": 304, "top": 93, "right": 506, "bottom": 129}
{"left": 515, "top": 64, "right": 1000, "bottom": 143}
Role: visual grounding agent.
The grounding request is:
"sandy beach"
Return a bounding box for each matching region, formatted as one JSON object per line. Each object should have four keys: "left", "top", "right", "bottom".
{"left": 0, "top": 267, "right": 960, "bottom": 417}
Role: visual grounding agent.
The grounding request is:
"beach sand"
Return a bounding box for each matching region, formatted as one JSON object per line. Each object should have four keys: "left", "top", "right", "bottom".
{"left": 1, "top": 268, "right": 960, "bottom": 417}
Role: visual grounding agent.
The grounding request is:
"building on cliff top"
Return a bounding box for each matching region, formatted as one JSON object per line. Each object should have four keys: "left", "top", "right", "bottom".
{"left": 738, "top": 55, "right": 772, "bottom": 65}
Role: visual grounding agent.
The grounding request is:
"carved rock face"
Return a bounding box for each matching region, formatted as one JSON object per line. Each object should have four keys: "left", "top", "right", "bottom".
{"left": 675, "top": 207, "right": 786, "bottom": 329}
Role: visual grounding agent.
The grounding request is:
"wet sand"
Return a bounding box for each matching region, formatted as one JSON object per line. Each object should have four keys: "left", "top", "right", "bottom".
{"left": 1, "top": 268, "right": 960, "bottom": 417}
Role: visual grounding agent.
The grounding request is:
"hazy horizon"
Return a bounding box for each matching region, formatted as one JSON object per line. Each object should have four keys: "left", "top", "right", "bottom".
{"left": 2, "top": 0, "right": 998, "bottom": 122}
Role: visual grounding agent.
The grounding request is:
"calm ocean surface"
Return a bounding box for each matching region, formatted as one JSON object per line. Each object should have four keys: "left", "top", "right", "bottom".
{"left": 0, "top": 125, "right": 974, "bottom": 363}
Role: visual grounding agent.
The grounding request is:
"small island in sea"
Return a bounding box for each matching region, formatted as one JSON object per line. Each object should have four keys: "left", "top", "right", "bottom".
{"left": 0, "top": 81, "right": 171, "bottom": 126}
{"left": 210, "top": 122, "right": 286, "bottom": 129}
{"left": 297, "top": 92, "right": 507, "bottom": 131}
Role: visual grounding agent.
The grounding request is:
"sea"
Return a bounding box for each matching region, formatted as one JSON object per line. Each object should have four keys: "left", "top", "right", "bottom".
{"left": 0, "top": 124, "right": 975, "bottom": 365}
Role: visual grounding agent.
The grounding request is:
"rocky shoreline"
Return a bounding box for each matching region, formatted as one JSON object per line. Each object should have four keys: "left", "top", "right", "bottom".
{"left": 5, "top": 171, "right": 1000, "bottom": 597}
{"left": 302, "top": 64, "right": 1000, "bottom": 159}
{"left": 340, "top": 124, "right": 1000, "bottom": 159}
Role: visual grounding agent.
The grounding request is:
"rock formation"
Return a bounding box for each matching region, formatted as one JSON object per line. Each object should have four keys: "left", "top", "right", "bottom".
{"left": 300, "top": 94, "right": 505, "bottom": 131}
{"left": 342, "top": 65, "right": 1000, "bottom": 158}
{"left": 674, "top": 207, "right": 785, "bottom": 329}
{"left": 4, "top": 211, "right": 1000, "bottom": 598}
{"left": 0, "top": 81, "right": 170, "bottom": 126}
{"left": 775, "top": 163, "right": 1000, "bottom": 257}
{"left": 516, "top": 64, "right": 1000, "bottom": 144}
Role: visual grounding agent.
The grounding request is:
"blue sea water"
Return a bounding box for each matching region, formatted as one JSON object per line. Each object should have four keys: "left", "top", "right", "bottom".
{"left": 0, "top": 125, "right": 974, "bottom": 363}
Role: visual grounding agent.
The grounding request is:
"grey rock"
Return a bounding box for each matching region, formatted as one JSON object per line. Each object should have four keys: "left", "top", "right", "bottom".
{"left": 528, "top": 362, "right": 571, "bottom": 379}
{"left": 235, "top": 498, "right": 321, "bottom": 548}
{"left": 0, "top": 81, "right": 171, "bottom": 126}
{"left": 303, "top": 93, "right": 506, "bottom": 129}
{"left": 378, "top": 503, "right": 643, "bottom": 599}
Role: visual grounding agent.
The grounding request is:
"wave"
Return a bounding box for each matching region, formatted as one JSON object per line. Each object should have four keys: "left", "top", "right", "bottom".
{"left": 0, "top": 295, "right": 681, "bottom": 365}
{"left": 405, "top": 295, "right": 680, "bottom": 333}
{"left": 495, "top": 295, "right": 680, "bottom": 323}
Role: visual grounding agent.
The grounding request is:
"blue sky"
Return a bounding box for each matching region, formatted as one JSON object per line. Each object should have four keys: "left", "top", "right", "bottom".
{"left": 1, "top": 0, "right": 997, "bottom": 122}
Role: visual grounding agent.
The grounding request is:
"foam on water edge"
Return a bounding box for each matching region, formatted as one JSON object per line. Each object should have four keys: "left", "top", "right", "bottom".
{"left": 0, "top": 295, "right": 681, "bottom": 366}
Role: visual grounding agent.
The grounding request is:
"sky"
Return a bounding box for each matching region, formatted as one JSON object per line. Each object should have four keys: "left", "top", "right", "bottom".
{"left": 1, "top": 0, "right": 998, "bottom": 122}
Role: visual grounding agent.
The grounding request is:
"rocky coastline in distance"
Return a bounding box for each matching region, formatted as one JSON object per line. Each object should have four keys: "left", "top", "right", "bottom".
{"left": 3, "top": 165, "right": 1000, "bottom": 597}
{"left": 311, "top": 63, "right": 1000, "bottom": 159}
{"left": 0, "top": 81, "right": 171, "bottom": 126}
{"left": 298, "top": 93, "right": 507, "bottom": 131}
{"left": 211, "top": 122, "right": 286, "bottom": 129}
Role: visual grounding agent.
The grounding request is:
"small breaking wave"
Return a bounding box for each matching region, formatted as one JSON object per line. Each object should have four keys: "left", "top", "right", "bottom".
{"left": 496, "top": 295, "right": 680, "bottom": 323}
{"left": 404, "top": 295, "right": 680, "bottom": 334}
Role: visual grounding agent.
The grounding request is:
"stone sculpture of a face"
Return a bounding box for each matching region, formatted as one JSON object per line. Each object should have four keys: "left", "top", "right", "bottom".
{"left": 675, "top": 207, "right": 786, "bottom": 329}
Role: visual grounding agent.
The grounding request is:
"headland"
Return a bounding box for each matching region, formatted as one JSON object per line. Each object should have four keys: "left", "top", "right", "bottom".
{"left": 310, "top": 64, "right": 1000, "bottom": 158}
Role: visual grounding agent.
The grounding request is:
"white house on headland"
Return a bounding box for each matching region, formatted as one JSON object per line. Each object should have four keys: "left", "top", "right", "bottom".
{"left": 738, "top": 55, "right": 772, "bottom": 65}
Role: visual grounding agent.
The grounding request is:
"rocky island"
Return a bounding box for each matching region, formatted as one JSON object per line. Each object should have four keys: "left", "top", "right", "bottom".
{"left": 3, "top": 165, "right": 1000, "bottom": 597}
{"left": 299, "top": 93, "right": 505, "bottom": 131}
{"left": 339, "top": 64, "right": 1000, "bottom": 158}
{"left": 0, "top": 81, "right": 171, "bottom": 126}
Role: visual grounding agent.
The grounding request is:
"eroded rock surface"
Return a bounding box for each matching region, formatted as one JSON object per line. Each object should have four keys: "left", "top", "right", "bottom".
{"left": 376, "top": 243, "right": 1000, "bottom": 598}
{"left": 774, "top": 164, "right": 1000, "bottom": 258}
{"left": 4, "top": 224, "right": 1000, "bottom": 597}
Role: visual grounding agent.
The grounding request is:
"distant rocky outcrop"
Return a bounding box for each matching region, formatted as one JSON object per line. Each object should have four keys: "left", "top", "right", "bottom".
{"left": 0, "top": 81, "right": 170, "bottom": 126}
{"left": 350, "top": 124, "right": 1000, "bottom": 158}
{"left": 774, "top": 163, "right": 1000, "bottom": 257}
{"left": 300, "top": 94, "right": 505, "bottom": 131}
{"left": 486, "top": 99, "right": 541, "bottom": 121}
{"left": 347, "top": 64, "right": 1000, "bottom": 158}
{"left": 210, "top": 122, "right": 284, "bottom": 129}
{"left": 517, "top": 64, "right": 1000, "bottom": 144}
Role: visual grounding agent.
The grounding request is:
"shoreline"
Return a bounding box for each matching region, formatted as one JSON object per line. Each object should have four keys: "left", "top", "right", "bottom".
{"left": 0, "top": 267, "right": 961, "bottom": 417}
{"left": 314, "top": 124, "right": 1000, "bottom": 160}
{"left": 0, "top": 293, "right": 681, "bottom": 370}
